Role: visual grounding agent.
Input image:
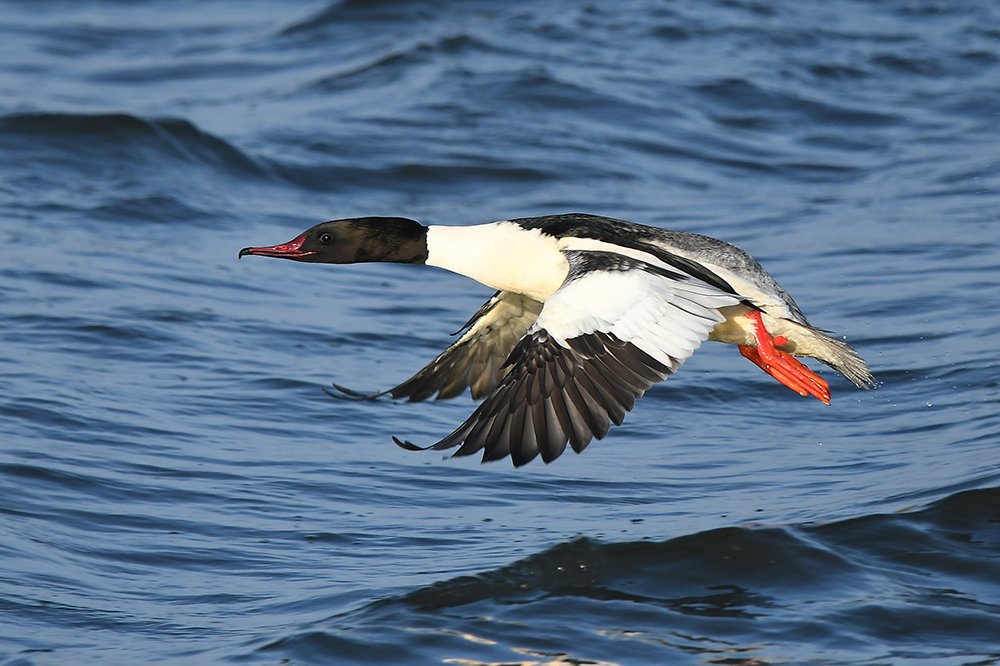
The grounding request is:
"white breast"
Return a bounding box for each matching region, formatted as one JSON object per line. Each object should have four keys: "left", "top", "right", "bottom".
{"left": 425, "top": 222, "right": 569, "bottom": 301}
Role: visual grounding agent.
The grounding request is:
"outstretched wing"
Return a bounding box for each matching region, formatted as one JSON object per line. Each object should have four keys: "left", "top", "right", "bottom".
{"left": 388, "top": 291, "right": 542, "bottom": 401}
{"left": 397, "top": 250, "right": 741, "bottom": 466}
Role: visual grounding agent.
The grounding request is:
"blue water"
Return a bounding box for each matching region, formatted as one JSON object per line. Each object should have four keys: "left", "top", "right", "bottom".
{"left": 2, "top": 1, "right": 999, "bottom": 663}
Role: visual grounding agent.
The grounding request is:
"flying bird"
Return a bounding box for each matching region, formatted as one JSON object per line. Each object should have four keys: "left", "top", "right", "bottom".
{"left": 240, "top": 213, "right": 874, "bottom": 466}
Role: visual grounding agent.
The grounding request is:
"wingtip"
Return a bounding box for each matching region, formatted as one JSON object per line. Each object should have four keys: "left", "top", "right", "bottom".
{"left": 393, "top": 436, "right": 427, "bottom": 451}
{"left": 324, "top": 383, "right": 390, "bottom": 402}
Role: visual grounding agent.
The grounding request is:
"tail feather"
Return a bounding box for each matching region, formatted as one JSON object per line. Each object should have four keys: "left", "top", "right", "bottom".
{"left": 798, "top": 326, "right": 876, "bottom": 390}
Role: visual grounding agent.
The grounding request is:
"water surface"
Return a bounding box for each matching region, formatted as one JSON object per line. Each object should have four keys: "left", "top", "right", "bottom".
{"left": 2, "top": 1, "right": 999, "bottom": 664}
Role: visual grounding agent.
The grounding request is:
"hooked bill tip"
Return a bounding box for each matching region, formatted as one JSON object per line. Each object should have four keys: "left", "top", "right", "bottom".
{"left": 236, "top": 234, "right": 312, "bottom": 260}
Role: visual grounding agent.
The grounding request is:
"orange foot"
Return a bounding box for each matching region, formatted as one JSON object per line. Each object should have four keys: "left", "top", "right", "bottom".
{"left": 738, "top": 309, "right": 830, "bottom": 405}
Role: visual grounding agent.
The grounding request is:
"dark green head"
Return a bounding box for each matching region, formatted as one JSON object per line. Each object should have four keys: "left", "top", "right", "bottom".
{"left": 239, "top": 216, "right": 428, "bottom": 264}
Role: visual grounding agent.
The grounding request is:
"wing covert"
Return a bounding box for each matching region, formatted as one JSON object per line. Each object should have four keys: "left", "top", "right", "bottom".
{"left": 388, "top": 291, "right": 542, "bottom": 401}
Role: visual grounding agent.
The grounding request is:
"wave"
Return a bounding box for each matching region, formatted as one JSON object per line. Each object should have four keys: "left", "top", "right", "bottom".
{"left": 396, "top": 486, "right": 1000, "bottom": 610}
{"left": 269, "top": 159, "right": 552, "bottom": 194}
{"left": 0, "top": 111, "right": 552, "bottom": 199}
{"left": 279, "top": 0, "right": 448, "bottom": 36}
{"left": 255, "top": 486, "right": 1000, "bottom": 664}
{"left": 0, "top": 112, "right": 267, "bottom": 178}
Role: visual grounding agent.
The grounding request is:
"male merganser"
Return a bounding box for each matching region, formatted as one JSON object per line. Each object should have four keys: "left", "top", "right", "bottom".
{"left": 240, "top": 213, "right": 874, "bottom": 466}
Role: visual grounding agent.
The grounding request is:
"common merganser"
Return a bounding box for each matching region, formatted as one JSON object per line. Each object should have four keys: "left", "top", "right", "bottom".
{"left": 240, "top": 213, "right": 875, "bottom": 466}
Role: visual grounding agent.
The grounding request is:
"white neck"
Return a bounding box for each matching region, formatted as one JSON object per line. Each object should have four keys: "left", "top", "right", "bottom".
{"left": 425, "top": 222, "right": 568, "bottom": 302}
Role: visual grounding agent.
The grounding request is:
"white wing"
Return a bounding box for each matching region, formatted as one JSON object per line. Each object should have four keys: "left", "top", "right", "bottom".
{"left": 397, "top": 250, "right": 741, "bottom": 466}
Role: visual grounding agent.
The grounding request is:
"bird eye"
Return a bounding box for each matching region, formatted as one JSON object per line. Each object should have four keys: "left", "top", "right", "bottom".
{"left": 319, "top": 233, "right": 333, "bottom": 244}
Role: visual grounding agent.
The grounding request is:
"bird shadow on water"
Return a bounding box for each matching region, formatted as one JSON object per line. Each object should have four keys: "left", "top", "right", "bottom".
{"left": 253, "top": 487, "right": 1000, "bottom": 665}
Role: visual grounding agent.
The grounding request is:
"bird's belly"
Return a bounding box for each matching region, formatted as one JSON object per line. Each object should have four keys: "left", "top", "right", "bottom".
{"left": 709, "top": 305, "right": 757, "bottom": 345}
{"left": 709, "top": 304, "right": 802, "bottom": 353}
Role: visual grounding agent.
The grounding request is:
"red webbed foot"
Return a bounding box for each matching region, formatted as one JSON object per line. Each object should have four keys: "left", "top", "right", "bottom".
{"left": 738, "top": 309, "right": 830, "bottom": 404}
